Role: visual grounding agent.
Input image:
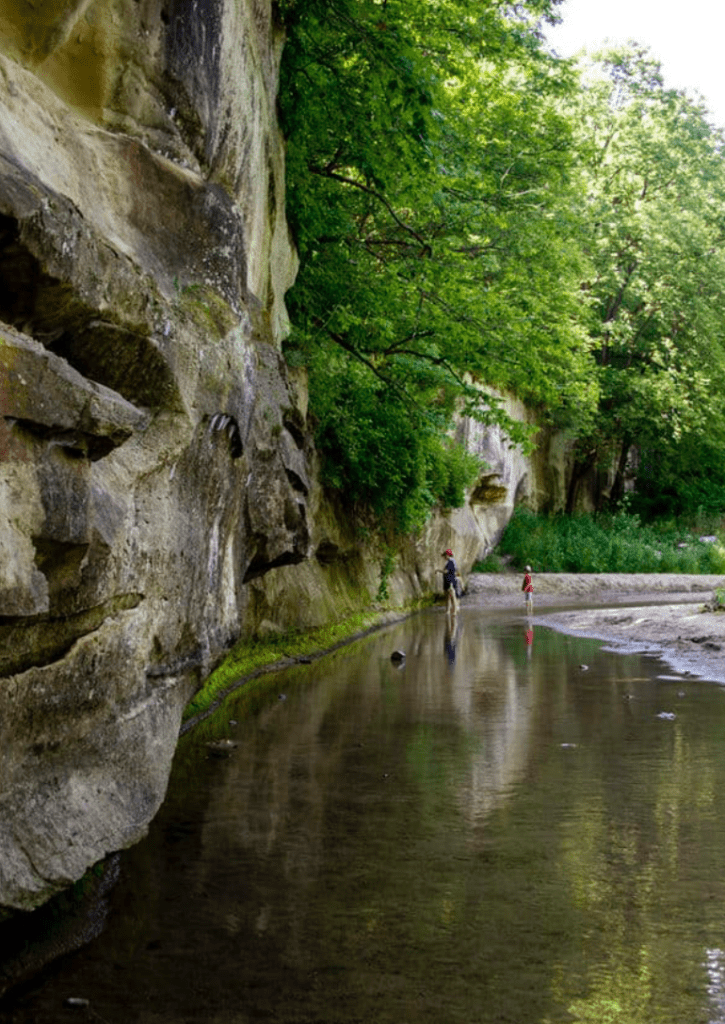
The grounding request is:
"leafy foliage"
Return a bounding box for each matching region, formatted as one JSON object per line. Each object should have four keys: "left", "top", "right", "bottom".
{"left": 562, "top": 47, "right": 725, "bottom": 509}
{"left": 471, "top": 552, "right": 507, "bottom": 573}
{"left": 278, "top": 4, "right": 725, "bottom": 529}
{"left": 499, "top": 507, "right": 725, "bottom": 574}
{"left": 632, "top": 436, "right": 725, "bottom": 521}
{"left": 278, "top": 0, "right": 595, "bottom": 530}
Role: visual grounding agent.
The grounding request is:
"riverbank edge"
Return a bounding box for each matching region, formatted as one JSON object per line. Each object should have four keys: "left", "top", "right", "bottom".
{"left": 464, "top": 571, "right": 725, "bottom": 686}
{"left": 464, "top": 571, "right": 725, "bottom": 605}
{"left": 535, "top": 599, "right": 725, "bottom": 686}
{"left": 182, "top": 572, "right": 725, "bottom": 734}
{"left": 180, "top": 602, "right": 431, "bottom": 734}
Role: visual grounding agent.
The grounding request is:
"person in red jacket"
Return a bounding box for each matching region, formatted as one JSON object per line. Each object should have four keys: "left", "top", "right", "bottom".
{"left": 522, "top": 564, "right": 533, "bottom": 614}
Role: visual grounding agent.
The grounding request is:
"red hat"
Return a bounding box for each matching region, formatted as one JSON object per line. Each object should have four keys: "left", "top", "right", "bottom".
{"left": 444, "top": 548, "right": 453, "bottom": 557}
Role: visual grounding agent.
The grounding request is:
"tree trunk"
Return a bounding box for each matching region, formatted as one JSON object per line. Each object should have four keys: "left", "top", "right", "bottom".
{"left": 609, "top": 438, "right": 631, "bottom": 508}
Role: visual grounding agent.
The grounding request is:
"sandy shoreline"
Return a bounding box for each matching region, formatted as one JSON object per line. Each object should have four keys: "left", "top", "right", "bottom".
{"left": 465, "top": 572, "right": 725, "bottom": 683}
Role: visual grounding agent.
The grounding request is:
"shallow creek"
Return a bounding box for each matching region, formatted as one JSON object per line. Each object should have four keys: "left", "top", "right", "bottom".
{"left": 4, "top": 603, "right": 725, "bottom": 1024}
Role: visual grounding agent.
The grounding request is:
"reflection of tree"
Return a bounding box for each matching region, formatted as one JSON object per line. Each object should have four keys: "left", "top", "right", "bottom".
{"left": 549, "top": 704, "right": 725, "bottom": 1023}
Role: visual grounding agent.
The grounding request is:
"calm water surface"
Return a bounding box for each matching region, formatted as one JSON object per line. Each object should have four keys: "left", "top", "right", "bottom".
{"left": 4, "top": 605, "right": 725, "bottom": 1024}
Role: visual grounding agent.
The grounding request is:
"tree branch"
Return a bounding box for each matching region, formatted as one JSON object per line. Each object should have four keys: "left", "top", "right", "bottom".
{"left": 309, "top": 165, "right": 433, "bottom": 256}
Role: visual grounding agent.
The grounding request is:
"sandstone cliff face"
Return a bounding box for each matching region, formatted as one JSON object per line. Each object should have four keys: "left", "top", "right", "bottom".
{"left": 0, "top": 0, "right": 309, "bottom": 911}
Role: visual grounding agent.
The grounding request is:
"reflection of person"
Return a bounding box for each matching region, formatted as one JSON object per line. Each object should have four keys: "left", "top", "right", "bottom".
{"left": 444, "top": 618, "right": 458, "bottom": 666}
{"left": 441, "top": 548, "right": 458, "bottom": 617}
{"left": 524, "top": 626, "right": 534, "bottom": 660}
{"left": 522, "top": 564, "right": 533, "bottom": 614}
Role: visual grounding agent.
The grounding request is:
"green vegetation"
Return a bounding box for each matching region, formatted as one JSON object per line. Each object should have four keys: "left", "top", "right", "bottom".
{"left": 176, "top": 281, "right": 237, "bottom": 337}
{"left": 562, "top": 47, "right": 725, "bottom": 512}
{"left": 276, "top": 2, "right": 725, "bottom": 530}
{"left": 471, "top": 552, "right": 507, "bottom": 574}
{"left": 498, "top": 507, "right": 725, "bottom": 575}
{"left": 278, "top": 0, "right": 591, "bottom": 532}
{"left": 376, "top": 547, "right": 396, "bottom": 602}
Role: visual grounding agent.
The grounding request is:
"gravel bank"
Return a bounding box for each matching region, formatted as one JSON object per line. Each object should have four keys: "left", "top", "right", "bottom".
{"left": 466, "top": 572, "right": 725, "bottom": 683}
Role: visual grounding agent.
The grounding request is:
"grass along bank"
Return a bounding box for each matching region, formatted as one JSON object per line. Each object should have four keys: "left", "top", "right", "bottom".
{"left": 181, "top": 605, "right": 428, "bottom": 732}
{"left": 483, "top": 508, "right": 725, "bottom": 576}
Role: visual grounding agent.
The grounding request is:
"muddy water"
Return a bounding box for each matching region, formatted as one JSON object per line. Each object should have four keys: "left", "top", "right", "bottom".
{"left": 4, "top": 605, "right": 725, "bottom": 1024}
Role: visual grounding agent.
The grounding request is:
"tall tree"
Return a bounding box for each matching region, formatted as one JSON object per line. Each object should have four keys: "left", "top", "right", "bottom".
{"left": 277, "top": 0, "right": 594, "bottom": 530}
{"left": 563, "top": 46, "right": 725, "bottom": 512}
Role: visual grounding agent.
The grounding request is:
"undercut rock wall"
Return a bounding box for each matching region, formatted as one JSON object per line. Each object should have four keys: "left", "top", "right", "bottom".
{"left": 0, "top": 0, "right": 306, "bottom": 911}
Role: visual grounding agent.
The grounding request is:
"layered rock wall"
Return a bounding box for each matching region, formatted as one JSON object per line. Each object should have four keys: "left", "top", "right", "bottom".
{"left": 0, "top": 0, "right": 308, "bottom": 910}
{"left": 246, "top": 388, "right": 567, "bottom": 635}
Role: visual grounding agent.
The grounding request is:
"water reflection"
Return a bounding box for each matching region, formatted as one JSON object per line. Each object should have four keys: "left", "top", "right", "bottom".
{"left": 525, "top": 623, "right": 534, "bottom": 659}
{"left": 706, "top": 948, "right": 725, "bottom": 1024}
{"left": 4, "top": 606, "right": 725, "bottom": 1024}
{"left": 443, "top": 617, "right": 458, "bottom": 666}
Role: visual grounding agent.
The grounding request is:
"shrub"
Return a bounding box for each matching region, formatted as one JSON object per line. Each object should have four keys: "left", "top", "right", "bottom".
{"left": 472, "top": 553, "right": 506, "bottom": 573}
{"left": 498, "top": 508, "right": 725, "bottom": 575}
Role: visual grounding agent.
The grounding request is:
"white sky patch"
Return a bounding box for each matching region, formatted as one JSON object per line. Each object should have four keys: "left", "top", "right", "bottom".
{"left": 544, "top": 0, "right": 725, "bottom": 128}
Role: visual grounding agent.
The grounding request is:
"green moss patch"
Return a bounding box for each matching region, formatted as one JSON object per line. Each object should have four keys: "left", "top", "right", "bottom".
{"left": 182, "top": 606, "right": 429, "bottom": 731}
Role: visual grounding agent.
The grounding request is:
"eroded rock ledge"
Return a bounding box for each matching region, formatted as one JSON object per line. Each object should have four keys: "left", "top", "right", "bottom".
{"left": 0, "top": 0, "right": 305, "bottom": 911}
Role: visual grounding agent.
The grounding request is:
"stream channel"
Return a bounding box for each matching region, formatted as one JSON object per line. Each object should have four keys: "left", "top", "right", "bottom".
{"left": 3, "top": 601, "right": 725, "bottom": 1023}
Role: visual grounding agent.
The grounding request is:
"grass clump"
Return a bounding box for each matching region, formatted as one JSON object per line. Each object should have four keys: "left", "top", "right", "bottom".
{"left": 183, "top": 609, "right": 397, "bottom": 724}
{"left": 471, "top": 552, "right": 507, "bottom": 574}
{"left": 499, "top": 507, "right": 725, "bottom": 575}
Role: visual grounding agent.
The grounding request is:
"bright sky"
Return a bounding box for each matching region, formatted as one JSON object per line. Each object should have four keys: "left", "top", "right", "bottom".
{"left": 544, "top": 0, "right": 725, "bottom": 129}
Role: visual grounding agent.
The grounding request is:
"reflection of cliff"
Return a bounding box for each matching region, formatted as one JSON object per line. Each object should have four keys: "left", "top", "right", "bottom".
{"left": 10, "top": 614, "right": 725, "bottom": 1021}
{"left": 49, "top": 613, "right": 553, "bottom": 1017}
{"left": 192, "top": 655, "right": 394, "bottom": 971}
{"left": 196, "top": 614, "right": 541, "bottom": 923}
{"left": 447, "top": 621, "right": 536, "bottom": 825}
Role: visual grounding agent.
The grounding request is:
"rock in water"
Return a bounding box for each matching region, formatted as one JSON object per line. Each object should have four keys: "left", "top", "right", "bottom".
{"left": 206, "top": 739, "right": 239, "bottom": 758}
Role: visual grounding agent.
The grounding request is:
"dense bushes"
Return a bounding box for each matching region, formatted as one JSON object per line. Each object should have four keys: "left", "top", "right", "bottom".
{"left": 498, "top": 508, "right": 725, "bottom": 575}
{"left": 309, "top": 356, "right": 482, "bottom": 532}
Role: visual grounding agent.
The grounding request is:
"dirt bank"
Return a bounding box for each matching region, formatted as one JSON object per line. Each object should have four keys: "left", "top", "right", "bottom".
{"left": 466, "top": 572, "right": 725, "bottom": 683}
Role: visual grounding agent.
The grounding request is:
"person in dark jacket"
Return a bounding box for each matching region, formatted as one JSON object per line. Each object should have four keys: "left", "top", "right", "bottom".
{"left": 441, "top": 548, "right": 458, "bottom": 618}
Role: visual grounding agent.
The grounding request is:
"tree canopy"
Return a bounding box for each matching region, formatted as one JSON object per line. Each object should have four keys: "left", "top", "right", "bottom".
{"left": 276, "top": 2, "right": 725, "bottom": 527}
{"left": 562, "top": 47, "right": 725, "bottom": 513}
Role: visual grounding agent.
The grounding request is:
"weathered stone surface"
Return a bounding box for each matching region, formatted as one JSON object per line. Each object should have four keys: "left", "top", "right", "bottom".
{"left": 0, "top": 325, "right": 148, "bottom": 454}
{"left": 240, "top": 385, "right": 583, "bottom": 638}
{"left": 0, "top": 0, "right": 305, "bottom": 911}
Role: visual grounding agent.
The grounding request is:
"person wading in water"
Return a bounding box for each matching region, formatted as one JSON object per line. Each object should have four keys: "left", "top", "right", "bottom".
{"left": 441, "top": 548, "right": 459, "bottom": 619}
